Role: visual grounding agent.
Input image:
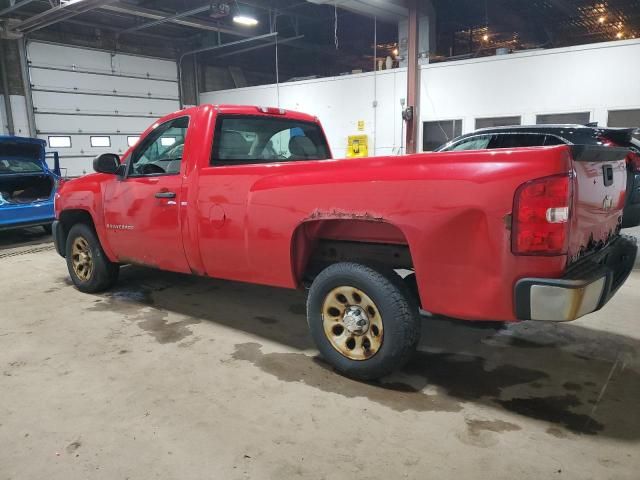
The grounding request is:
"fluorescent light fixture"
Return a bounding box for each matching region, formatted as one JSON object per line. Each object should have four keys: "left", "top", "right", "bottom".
{"left": 233, "top": 15, "right": 258, "bottom": 26}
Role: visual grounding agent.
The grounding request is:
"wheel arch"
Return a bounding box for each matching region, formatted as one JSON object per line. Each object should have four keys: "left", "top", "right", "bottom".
{"left": 57, "top": 209, "right": 115, "bottom": 260}
{"left": 290, "top": 217, "right": 416, "bottom": 286}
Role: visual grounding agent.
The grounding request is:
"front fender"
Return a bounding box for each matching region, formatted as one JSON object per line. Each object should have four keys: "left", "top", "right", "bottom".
{"left": 55, "top": 174, "right": 117, "bottom": 262}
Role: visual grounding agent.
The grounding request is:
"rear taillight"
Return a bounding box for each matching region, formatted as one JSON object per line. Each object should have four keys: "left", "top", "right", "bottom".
{"left": 512, "top": 174, "right": 572, "bottom": 255}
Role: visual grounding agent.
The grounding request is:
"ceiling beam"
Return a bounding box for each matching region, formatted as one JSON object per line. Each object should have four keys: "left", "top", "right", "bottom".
{"left": 10, "top": 0, "right": 117, "bottom": 34}
{"left": 0, "top": 0, "right": 38, "bottom": 17}
{"left": 100, "top": 2, "right": 252, "bottom": 37}
{"left": 116, "top": 4, "right": 211, "bottom": 36}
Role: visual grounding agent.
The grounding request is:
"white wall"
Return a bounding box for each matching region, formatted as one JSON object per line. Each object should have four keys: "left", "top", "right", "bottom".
{"left": 201, "top": 69, "right": 406, "bottom": 158}
{"left": 200, "top": 39, "right": 640, "bottom": 155}
{"left": 0, "top": 95, "right": 30, "bottom": 137}
{"left": 421, "top": 39, "right": 640, "bottom": 132}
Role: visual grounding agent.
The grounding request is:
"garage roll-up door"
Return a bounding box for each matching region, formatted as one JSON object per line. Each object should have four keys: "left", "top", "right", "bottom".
{"left": 27, "top": 41, "right": 180, "bottom": 177}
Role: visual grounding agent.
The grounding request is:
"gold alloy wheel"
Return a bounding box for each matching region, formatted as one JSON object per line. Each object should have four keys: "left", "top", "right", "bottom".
{"left": 71, "top": 236, "right": 93, "bottom": 282}
{"left": 321, "top": 286, "right": 383, "bottom": 360}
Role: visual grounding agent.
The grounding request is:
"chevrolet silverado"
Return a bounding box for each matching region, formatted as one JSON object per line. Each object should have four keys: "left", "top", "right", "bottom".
{"left": 52, "top": 105, "right": 637, "bottom": 379}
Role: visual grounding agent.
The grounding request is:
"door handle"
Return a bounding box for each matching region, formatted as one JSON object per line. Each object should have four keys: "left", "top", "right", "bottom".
{"left": 155, "top": 191, "right": 176, "bottom": 199}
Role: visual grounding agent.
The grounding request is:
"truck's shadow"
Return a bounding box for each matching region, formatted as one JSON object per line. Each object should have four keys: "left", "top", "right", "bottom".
{"left": 89, "top": 265, "right": 640, "bottom": 441}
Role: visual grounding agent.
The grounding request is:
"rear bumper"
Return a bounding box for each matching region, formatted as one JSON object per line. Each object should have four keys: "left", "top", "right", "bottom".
{"left": 515, "top": 235, "right": 637, "bottom": 321}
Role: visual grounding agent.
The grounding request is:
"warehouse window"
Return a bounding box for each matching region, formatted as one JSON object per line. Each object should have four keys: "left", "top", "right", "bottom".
{"left": 161, "top": 137, "right": 177, "bottom": 147}
{"left": 608, "top": 109, "right": 640, "bottom": 139}
{"left": 90, "top": 136, "right": 111, "bottom": 148}
{"left": 422, "top": 120, "right": 462, "bottom": 151}
{"left": 475, "top": 116, "right": 521, "bottom": 129}
{"left": 48, "top": 136, "right": 71, "bottom": 148}
{"left": 127, "top": 136, "right": 140, "bottom": 147}
{"left": 536, "top": 112, "right": 590, "bottom": 125}
{"left": 211, "top": 115, "right": 331, "bottom": 166}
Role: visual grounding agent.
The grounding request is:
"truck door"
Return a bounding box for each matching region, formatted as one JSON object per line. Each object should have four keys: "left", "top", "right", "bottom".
{"left": 103, "top": 116, "right": 191, "bottom": 273}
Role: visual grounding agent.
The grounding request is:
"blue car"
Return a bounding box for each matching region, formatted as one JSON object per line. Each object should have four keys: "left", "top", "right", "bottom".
{"left": 0, "top": 136, "right": 61, "bottom": 232}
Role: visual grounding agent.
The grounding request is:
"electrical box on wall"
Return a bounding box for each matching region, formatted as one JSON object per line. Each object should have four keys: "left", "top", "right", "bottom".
{"left": 347, "top": 135, "right": 368, "bottom": 158}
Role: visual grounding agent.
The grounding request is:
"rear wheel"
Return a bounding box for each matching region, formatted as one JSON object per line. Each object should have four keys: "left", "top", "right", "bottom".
{"left": 307, "top": 262, "right": 420, "bottom": 380}
{"left": 65, "top": 223, "right": 119, "bottom": 293}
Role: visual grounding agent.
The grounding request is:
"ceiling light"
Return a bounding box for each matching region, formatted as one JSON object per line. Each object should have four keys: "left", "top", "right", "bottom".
{"left": 598, "top": 16, "right": 606, "bottom": 24}
{"left": 233, "top": 15, "right": 258, "bottom": 26}
{"left": 482, "top": 34, "right": 489, "bottom": 41}
{"left": 616, "top": 31, "right": 623, "bottom": 39}
{"left": 392, "top": 48, "right": 399, "bottom": 56}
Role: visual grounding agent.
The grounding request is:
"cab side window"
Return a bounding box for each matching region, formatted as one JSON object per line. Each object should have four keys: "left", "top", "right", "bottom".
{"left": 129, "top": 116, "right": 189, "bottom": 176}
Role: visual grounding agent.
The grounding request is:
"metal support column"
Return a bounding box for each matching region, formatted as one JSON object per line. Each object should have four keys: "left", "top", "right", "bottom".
{"left": 405, "top": 0, "right": 420, "bottom": 154}
{"left": 17, "top": 37, "right": 37, "bottom": 137}
{"left": 0, "top": 40, "right": 15, "bottom": 135}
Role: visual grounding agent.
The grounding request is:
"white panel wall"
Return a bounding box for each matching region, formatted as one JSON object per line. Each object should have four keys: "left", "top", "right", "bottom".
{"left": 27, "top": 42, "right": 180, "bottom": 176}
{"left": 420, "top": 39, "right": 640, "bottom": 133}
{"left": 0, "top": 95, "right": 30, "bottom": 136}
{"left": 200, "top": 69, "right": 406, "bottom": 158}
{"left": 200, "top": 39, "right": 640, "bottom": 156}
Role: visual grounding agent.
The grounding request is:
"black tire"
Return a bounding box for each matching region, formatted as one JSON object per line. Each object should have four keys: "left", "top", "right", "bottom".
{"left": 65, "top": 222, "right": 119, "bottom": 293}
{"left": 42, "top": 224, "right": 52, "bottom": 235}
{"left": 307, "top": 262, "right": 421, "bottom": 380}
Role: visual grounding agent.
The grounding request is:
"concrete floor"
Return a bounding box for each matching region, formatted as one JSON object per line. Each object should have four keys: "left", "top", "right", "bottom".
{"left": 1, "top": 233, "right": 639, "bottom": 480}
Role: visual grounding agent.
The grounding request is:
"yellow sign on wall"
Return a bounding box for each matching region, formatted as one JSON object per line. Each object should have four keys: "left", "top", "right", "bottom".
{"left": 347, "top": 135, "right": 368, "bottom": 158}
{"left": 357, "top": 120, "right": 365, "bottom": 131}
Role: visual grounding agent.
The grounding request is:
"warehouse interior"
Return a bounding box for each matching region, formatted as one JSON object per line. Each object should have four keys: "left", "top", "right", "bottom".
{"left": 1, "top": 1, "right": 640, "bottom": 479}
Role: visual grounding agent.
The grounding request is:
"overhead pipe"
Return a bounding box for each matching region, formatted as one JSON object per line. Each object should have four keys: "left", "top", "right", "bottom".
{"left": 215, "top": 35, "right": 303, "bottom": 59}
{"left": 177, "top": 32, "right": 278, "bottom": 108}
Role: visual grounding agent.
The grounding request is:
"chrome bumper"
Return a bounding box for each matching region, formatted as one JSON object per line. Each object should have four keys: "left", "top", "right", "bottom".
{"left": 515, "top": 235, "right": 637, "bottom": 321}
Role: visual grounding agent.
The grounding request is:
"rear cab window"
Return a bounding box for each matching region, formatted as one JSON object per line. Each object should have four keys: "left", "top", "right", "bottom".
{"left": 211, "top": 115, "right": 331, "bottom": 166}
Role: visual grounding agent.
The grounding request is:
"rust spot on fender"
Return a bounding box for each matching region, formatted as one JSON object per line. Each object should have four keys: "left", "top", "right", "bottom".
{"left": 305, "top": 209, "right": 384, "bottom": 222}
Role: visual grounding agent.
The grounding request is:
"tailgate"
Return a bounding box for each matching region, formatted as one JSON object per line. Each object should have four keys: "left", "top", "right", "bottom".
{"left": 568, "top": 145, "right": 628, "bottom": 261}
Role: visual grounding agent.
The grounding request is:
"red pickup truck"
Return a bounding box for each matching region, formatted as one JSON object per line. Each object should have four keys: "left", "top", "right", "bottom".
{"left": 53, "top": 104, "right": 637, "bottom": 379}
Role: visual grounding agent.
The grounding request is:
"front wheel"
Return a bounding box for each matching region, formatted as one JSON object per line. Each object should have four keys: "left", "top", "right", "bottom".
{"left": 307, "top": 262, "right": 420, "bottom": 380}
{"left": 65, "top": 223, "right": 119, "bottom": 293}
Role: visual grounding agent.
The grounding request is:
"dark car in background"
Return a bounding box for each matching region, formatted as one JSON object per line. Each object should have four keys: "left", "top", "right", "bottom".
{"left": 436, "top": 125, "right": 640, "bottom": 228}
{"left": 0, "top": 136, "right": 62, "bottom": 233}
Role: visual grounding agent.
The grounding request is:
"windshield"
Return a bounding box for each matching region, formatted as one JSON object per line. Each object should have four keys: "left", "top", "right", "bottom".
{"left": 0, "top": 142, "right": 44, "bottom": 174}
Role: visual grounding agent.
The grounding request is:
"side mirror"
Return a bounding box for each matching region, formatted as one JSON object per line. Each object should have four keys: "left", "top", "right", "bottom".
{"left": 93, "top": 153, "right": 120, "bottom": 174}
